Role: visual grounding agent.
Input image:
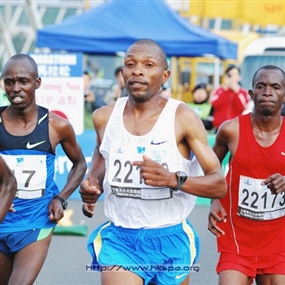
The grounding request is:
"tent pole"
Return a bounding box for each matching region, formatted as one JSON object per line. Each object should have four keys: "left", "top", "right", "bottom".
{"left": 214, "top": 57, "right": 220, "bottom": 89}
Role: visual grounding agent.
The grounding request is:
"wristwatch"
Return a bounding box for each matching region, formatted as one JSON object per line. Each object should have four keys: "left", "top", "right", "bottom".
{"left": 53, "top": 195, "right": 68, "bottom": 210}
{"left": 174, "top": 171, "right": 187, "bottom": 190}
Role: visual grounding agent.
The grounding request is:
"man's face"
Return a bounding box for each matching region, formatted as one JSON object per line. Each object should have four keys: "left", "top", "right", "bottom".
{"left": 122, "top": 43, "right": 170, "bottom": 102}
{"left": 2, "top": 58, "right": 40, "bottom": 109}
{"left": 224, "top": 67, "right": 241, "bottom": 87}
{"left": 83, "top": 73, "right": 91, "bottom": 90}
{"left": 249, "top": 69, "right": 285, "bottom": 116}
{"left": 193, "top": 88, "right": 208, "bottom": 103}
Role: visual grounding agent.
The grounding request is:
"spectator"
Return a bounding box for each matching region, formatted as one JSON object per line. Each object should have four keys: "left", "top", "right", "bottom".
{"left": 188, "top": 83, "right": 213, "bottom": 131}
{"left": 83, "top": 71, "right": 107, "bottom": 112}
{"left": 83, "top": 71, "right": 96, "bottom": 113}
{"left": 159, "top": 84, "right": 172, "bottom": 98}
{"left": 210, "top": 65, "right": 250, "bottom": 131}
{"left": 105, "top": 66, "right": 126, "bottom": 103}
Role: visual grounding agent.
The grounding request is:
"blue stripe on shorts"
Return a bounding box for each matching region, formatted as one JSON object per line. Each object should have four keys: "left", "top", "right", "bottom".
{"left": 87, "top": 220, "right": 200, "bottom": 285}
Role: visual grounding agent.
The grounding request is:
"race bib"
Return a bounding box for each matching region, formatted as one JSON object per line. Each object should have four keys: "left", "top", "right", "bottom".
{"left": 111, "top": 186, "right": 172, "bottom": 199}
{"left": 238, "top": 175, "right": 285, "bottom": 220}
{"left": 2, "top": 154, "right": 47, "bottom": 199}
{"left": 108, "top": 142, "right": 172, "bottom": 200}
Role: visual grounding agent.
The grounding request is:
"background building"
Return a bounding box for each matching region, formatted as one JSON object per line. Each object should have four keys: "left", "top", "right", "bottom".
{"left": 1, "top": 0, "right": 284, "bottom": 100}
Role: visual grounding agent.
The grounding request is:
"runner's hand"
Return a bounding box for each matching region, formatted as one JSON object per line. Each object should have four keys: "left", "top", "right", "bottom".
{"left": 82, "top": 203, "right": 95, "bottom": 218}
{"left": 208, "top": 199, "right": 227, "bottom": 237}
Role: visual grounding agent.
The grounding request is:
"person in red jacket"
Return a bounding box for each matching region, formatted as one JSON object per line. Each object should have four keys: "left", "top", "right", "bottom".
{"left": 210, "top": 65, "right": 250, "bottom": 131}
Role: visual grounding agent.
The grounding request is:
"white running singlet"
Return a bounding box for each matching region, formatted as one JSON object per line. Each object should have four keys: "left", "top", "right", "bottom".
{"left": 100, "top": 97, "right": 199, "bottom": 228}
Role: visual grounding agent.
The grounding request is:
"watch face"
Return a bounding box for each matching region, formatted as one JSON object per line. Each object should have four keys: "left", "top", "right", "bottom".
{"left": 63, "top": 201, "right": 68, "bottom": 209}
{"left": 176, "top": 171, "right": 187, "bottom": 190}
{"left": 178, "top": 171, "right": 187, "bottom": 178}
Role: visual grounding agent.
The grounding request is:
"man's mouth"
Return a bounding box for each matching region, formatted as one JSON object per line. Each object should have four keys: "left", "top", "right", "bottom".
{"left": 11, "top": 95, "right": 24, "bottom": 103}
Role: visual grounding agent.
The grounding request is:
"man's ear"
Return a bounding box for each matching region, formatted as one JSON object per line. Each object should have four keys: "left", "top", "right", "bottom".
{"left": 36, "top": 77, "right": 41, "bottom": 89}
{"left": 248, "top": 89, "right": 253, "bottom": 100}
{"left": 162, "top": 70, "right": 171, "bottom": 84}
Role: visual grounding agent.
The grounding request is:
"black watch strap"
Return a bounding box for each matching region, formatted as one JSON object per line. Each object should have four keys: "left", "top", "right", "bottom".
{"left": 53, "top": 195, "right": 68, "bottom": 210}
{"left": 174, "top": 171, "right": 187, "bottom": 190}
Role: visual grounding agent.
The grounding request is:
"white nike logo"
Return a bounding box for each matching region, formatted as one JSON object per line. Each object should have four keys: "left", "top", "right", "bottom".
{"left": 175, "top": 273, "right": 187, "bottom": 279}
{"left": 26, "top": 140, "right": 46, "bottom": 149}
{"left": 281, "top": 152, "right": 285, "bottom": 156}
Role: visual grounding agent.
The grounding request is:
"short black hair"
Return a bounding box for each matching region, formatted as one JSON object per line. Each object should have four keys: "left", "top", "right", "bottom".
{"left": 128, "top": 39, "right": 168, "bottom": 70}
{"left": 4, "top": 54, "right": 39, "bottom": 77}
{"left": 252, "top": 65, "right": 285, "bottom": 88}
{"left": 193, "top": 83, "right": 207, "bottom": 93}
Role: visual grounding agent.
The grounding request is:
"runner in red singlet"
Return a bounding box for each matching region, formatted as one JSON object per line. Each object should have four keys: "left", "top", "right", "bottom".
{"left": 208, "top": 65, "right": 285, "bottom": 285}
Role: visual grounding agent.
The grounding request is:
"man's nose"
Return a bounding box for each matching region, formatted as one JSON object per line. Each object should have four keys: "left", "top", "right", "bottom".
{"left": 132, "top": 66, "right": 143, "bottom": 76}
{"left": 263, "top": 85, "right": 274, "bottom": 95}
{"left": 12, "top": 81, "right": 21, "bottom": 92}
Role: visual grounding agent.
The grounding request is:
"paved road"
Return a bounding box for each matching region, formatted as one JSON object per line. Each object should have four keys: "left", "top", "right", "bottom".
{"left": 35, "top": 200, "right": 220, "bottom": 285}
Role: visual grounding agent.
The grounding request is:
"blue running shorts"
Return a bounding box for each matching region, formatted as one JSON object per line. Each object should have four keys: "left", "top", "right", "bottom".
{"left": 0, "top": 228, "right": 53, "bottom": 257}
{"left": 87, "top": 220, "right": 200, "bottom": 285}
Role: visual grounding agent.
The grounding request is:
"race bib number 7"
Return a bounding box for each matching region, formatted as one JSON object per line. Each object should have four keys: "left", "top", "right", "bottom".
{"left": 2, "top": 154, "right": 47, "bottom": 199}
{"left": 238, "top": 175, "right": 285, "bottom": 220}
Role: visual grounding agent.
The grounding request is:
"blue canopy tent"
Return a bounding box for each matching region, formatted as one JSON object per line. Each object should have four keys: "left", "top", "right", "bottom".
{"left": 36, "top": 0, "right": 237, "bottom": 60}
